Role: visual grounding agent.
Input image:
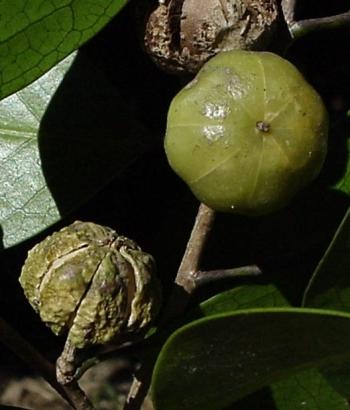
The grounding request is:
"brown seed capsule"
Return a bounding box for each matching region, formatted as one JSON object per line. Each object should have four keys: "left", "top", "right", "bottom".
{"left": 144, "top": 0, "right": 279, "bottom": 74}
{"left": 19, "top": 221, "right": 162, "bottom": 349}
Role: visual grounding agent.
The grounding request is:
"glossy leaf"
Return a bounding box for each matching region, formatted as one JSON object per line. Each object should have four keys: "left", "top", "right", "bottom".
{"left": 198, "top": 286, "right": 350, "bottom": 409}
{"left": 199, "top": 284, "right": 288, "bottom": 316}
{"left": 151, "top": 308, "right": 350, "bottom": 410}
{"left": 0, "top": 51, "right": 151, "bottom": 248}
{"left": 0, "top": 0, "right": 127, "bottom": 100}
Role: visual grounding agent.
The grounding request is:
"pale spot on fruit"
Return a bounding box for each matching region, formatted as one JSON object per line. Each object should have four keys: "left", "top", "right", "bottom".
{"left": 227, "top": 76, "right": 245, "bottom": 99}
{"left": 203, "top": 125, "right": 225, "bottom": 142}
{"left": 202, "top": 102, "right": 230, "bottom": 119}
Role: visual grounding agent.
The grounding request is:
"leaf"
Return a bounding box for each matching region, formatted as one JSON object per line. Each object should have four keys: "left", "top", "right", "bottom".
{"left": 199, "top": 284, "right": 289, "bottom": 316}
{"left": 0, "top": 54, "right": 74, "bottom": 248}
{"left": 199, "top": 287, "right": 350, "bottom": 409}
{"left": 271, "top": 368, "right": 349, "bottom": 410}
{"left": 0, "top": 0, "right": 127, "bottom": 100}
{"left": 0, "top": 51, "right": 151, "bottom": 248}
{"left": 151, "top": 308, "right": 350, "bottom": 410}
{"left": 303, "top": 207, "right": 350, "bottom": 311}
{"left": 302, "top": 208, "right": 350, "bottom": 399}
{"left": 334, "top": 138, "right": 350, "bottom": 195}
{"left": 321, "top": 363, "right": 350, "bottom": 399}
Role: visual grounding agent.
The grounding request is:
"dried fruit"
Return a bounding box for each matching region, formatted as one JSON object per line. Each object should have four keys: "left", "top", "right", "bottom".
{"left": 144, "top": 0, "right": 279, "bottom": 74}
{"left": 165, "top": 50, "right": 328, "bottom": 215}
{"left": 19, "top": 221, "right": 161, "bottom": 349}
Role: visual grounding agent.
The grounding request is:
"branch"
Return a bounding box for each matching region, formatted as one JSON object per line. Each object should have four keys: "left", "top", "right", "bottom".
{"left": 281, "top": 1, "right": 350, "bottom": 39}
{"left": 190, "top": 265, "right": 262, "bottom": 290}
{"left": 71, "top": 265, "right": 262, "bottom": 379}
{"left": 290, "top": 12, "right": 350, "bottom": 39}
{"left": 50, "top": 203, "right": 257, "bottom": 409}
{"left": 175, "top": 202, "right": 216, "bottom": 291}
{"left": 123, "top": 204, "right": 263, "bottom": 410}
{"left": 123, "top": 203, "right": 215, "bottom": 410}
{"left": 63, "top": 383, "right": 96, "bottom": 410}
{"left": 0, "top": 316, "right": 95, "bottom": 410}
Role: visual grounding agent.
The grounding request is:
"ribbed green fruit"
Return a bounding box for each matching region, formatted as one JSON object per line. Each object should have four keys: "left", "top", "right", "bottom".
{"left": 165, "top": 51, "right": 328, "bottom": 215}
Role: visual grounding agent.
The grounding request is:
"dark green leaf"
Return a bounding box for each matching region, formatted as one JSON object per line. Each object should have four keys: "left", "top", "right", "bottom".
{"left": 200, "top": 287, "right": 350, "bottom": 409}
{"left": 302, "top": 208, "right": 350, "bottom": 399}
{"left": 271, "top": 369, "right": 349, "bottom": 410}
{"left": 303, "top": 207, "right": 350, "bottom": 311}
{"left": 0, "top": 0, "right": 127, "bottom": 100}
{"left": 335, "top": 139, "right": 350, "bottom": 195}
{"left": 199, "top": 284, "right": 288, "bottom": 317}
{"left": 0, "top": 51, "right": 151, "bottom": 248}
{"left": 321, "top": 363, "right": 350, "bottom": 399}
{"left": 152, "top": 308, "right": 350, "bottom": 410}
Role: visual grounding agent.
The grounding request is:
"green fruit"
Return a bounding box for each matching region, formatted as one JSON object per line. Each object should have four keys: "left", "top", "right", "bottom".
{"left": 165, "top": 50, "right": 328, "bottom": 215}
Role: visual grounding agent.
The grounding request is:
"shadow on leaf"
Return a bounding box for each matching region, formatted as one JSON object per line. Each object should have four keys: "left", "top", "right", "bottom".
{"left": 38, "top": 50, "right": 152, "bottom": 216}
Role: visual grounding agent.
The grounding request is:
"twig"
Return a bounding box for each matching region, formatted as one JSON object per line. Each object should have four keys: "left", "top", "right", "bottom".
{"left": 281, "top": 0, "right": 350, "bottom": 39}
{"left": 175, "top": 203, "right": 216, "bottom": 291}
{"left": 123, "top": 205, "right": 262, "bottom": 410}
{"left": 189, "top": 265, "right": 262, "bottom": 290}
{"left": 69, "top": 265, "right": 261, "bottom": 378}
{"left": 290, "top": 12, "right": 350, "bottom": 39}
{"left": 63, "top": 382, "right": 96, "bottom": 410}
{"left": 0, "top": 316, "right": 95, "bottom": 410}
{"left": 123, "top": 357, "right": 157, "bottom": 410}
{"left": 50, "top": 201, "right": 255, "bottom": 409}
{"left": 67, "top": 264, "right": 261, "bottom": 384}
{"left": 123, "top": 203, "right": 216, "bottom": 410}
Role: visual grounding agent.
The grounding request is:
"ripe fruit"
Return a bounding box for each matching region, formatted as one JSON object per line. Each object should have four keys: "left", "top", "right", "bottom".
{"left": 165, "top": 50, "right": 328, "bottom": 215}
